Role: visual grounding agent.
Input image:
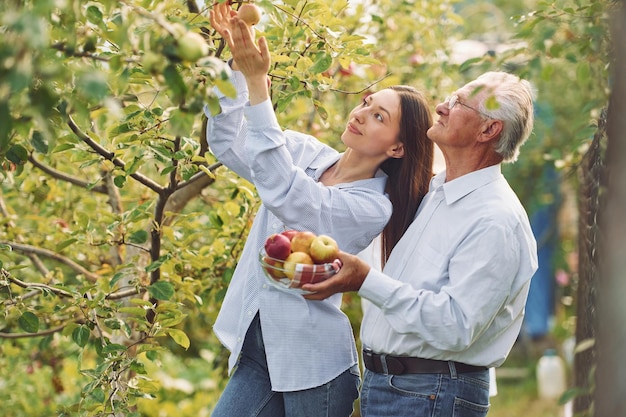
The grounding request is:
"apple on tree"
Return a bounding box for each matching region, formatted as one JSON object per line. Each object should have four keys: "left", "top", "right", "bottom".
{"left": 237, "top": 3, "right": 261, "bottom": 26}
{"left": 176, "top": 31, "right": 209, "bottom": 62}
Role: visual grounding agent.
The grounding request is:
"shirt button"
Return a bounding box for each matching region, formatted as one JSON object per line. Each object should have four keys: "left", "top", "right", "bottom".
{"left": 247, "top": 310, "right": 253, "bottom": 316}
{"left": 262, "top": 284, "right": 268, "bottom": 289}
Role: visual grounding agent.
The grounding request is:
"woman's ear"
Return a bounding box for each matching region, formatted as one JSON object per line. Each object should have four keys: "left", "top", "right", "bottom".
{"left": 388, "top": 143, "right": 405, "bottom": 159}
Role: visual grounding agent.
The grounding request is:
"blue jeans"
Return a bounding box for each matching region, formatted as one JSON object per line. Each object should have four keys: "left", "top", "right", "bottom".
{"left": 210, "top": 314, "right": 360, "bottom": 417}
{"left": 360, "top": 367, "right": 490, "bottom": 417}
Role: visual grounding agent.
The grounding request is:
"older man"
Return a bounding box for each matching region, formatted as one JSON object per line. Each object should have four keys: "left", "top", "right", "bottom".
{"left": 304, "top": 72, "right": 538, "bottom": 417}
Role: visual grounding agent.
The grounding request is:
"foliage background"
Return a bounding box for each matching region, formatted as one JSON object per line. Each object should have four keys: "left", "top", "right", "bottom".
{"left": 0, "top": 0, "right": 613, "bottom": 415}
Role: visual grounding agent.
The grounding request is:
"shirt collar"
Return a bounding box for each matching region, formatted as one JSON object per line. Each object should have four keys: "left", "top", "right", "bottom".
{"left": 312, "top": 152, "right": 388, "bottom": 191}
{"left": 432, "top": 164, "right": 502, "bottom": 205}
{"left": 312, "top": 153, "right": 342, "bottom": 181}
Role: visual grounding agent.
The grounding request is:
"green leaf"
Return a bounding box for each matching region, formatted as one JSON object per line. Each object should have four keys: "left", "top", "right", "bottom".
{"left": 128, "top": 229, "right": 148, "bottom": 244}
{"left": 0, "top": 101, "right": 12, "bottom": 151}
{"left": 159, "top": 314, "right": 187, "bottom": 328}
{"left": 31, "top": 130, "right": 48, "bottom": 154}
{"left": 86, "top": 5, "right": 104, "bottom": 26}
{"left": 148, "top": 281, "right": 175, "bottom": 300}
{"left": 72, "top": 325, "right": 91, "bottom": 347}
{"left": 459, "top": 57, "right": 483, "bottom": 72}
{"left": 113, "top": 175, "right": 126, "bottom": 188}
{"left": 76, "top": 70, "right": 110, "bottom": 102}
{"left": 129, "top": 360, "right": 147, "bottom": 374}
{"left": 309, "top": 52, "right": 332, "bottom": 74}
{"left": 165, "top": 328, "right": 190, "bottom": 350}
{"left": 89, "top": 388, "right": 106, "bottom": 403}
{"left": 168, "top": 108, "right": 196, "bottom": 137}
{"left": 214, "top": 77, "right": 237, "bottom": 99}
{"left": 163, "top": 64, "right": 187, "bottom": 104}
{"left": 18, "top": 311, "right": 39, "bottom": 333}
{"left": 6, "top": 145, "right": 28, "bottom": 165}
{"left": 109, "top": 272, "right": 125, "bottom": 287}
{"left": 118, "top": 306, "right": 149, "bottom": 317}
{"left": 56, "top": 238, "right": 78, "bottom": 251}
{"left": 101, "top": 343, "right": 127, "bottom": 354}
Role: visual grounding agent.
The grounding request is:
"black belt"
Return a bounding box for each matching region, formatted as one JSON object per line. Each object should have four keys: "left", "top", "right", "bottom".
{"left": 363, "top": 349, "right": 487, "bottom": 375}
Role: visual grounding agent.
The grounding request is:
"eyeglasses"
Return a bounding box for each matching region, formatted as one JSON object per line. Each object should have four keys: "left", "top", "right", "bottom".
{"left": 444, "top": 94, "right": 492, "bottom": 119}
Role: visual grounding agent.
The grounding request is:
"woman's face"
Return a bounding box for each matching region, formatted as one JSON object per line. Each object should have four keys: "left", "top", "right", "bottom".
{"left": 341, "top": 89, "right": 403, "bottom": 159}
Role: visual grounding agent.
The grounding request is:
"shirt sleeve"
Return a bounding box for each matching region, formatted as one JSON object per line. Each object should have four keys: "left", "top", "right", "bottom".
{"left": 243, "top": 99, "right": 393, "bottom": 252}
{"left": 204, "top": 69, "right": 255, "bottom": 183}
{"left": 359, "top": 220, "right": 522, "bottom": 352}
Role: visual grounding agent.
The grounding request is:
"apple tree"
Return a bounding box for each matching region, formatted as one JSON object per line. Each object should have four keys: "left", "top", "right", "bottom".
{"left": 0, "top": 0, "right": 394, "bottom": 414}
{"left": 0, "top": 0, "right": 615, "bottom": 415}
{"left": 0, "top": 0, "right": 475, "bottom": 414}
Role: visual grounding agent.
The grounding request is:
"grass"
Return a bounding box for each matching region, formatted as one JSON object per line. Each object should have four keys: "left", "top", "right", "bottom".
{"left": 488, "top": 339, "right": 569, "bottom": 417}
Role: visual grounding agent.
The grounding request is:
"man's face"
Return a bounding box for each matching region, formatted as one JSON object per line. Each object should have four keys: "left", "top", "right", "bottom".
{"left": 427, "top": 81, "right": 491, "bottom": 151}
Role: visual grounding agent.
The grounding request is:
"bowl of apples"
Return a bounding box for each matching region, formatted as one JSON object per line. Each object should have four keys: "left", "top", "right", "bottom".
{"left": 260, "top": 230, "right": 342, "bottom": 294}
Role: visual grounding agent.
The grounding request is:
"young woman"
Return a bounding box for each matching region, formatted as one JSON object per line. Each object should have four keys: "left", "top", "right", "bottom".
{"left": 206, "top": 4, "right": 434, "bottom": 416}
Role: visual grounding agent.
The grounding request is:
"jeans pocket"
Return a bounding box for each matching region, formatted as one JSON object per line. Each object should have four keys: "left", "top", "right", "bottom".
{"left": 453, "top": 396, "right": 490, "bottom": 417}
{"left": 452, "top": 372, "right": 491, "bottom": 417}
{"left": 388, "top": 373, "right": 440, "bottom": 398}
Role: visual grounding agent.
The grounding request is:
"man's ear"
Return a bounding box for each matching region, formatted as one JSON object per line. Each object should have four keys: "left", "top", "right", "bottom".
{"left": 479, "top": 120, "right": 503, "bottom": 142}
{"left": 388, "top": 143, "right": 405, "bottom": 159}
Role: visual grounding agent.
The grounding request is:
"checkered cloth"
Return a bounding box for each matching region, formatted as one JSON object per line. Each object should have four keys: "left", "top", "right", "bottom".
{"left": 290, "top": 259, "right": 342, "bottom": 288}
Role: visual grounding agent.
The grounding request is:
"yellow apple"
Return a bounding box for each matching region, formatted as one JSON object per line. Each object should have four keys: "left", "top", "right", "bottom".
{"left": 290, "top": 231, "right": 316, "bottom": 255}
{"left": 238, "top": 3, "right": 261, "bottom": 26}
{"left": 283, "top": 251, "right": 314, "bottom": 280}
{"left": 310, "top": 234, "right": 339, "bottom": 264}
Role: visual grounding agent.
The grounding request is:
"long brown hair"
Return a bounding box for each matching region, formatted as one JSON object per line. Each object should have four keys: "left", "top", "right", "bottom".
{"left": 379, "top": 86, "right": 434, "bottom": 267}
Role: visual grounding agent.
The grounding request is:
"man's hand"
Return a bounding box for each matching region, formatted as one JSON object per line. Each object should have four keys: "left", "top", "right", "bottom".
{"left": 302, "top": 251, "right": 371, "bottom": 300}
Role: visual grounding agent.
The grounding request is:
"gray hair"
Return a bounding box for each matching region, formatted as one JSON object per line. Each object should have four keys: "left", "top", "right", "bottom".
{"left": 471, "top": 72, "right": 535, "bottom": 162}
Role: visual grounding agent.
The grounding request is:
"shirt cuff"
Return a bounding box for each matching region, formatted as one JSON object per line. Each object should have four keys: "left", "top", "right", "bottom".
{"left": 244, "top": 98, "right": 282, "bottom": 132}
{"left": 204, "top": 67, "right": 249, "bottom": 117}
{"left": 358, "top": 268, "right": 404, "bottom": 308}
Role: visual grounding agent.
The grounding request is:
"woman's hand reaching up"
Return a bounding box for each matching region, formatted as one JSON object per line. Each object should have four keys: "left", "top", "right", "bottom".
{"left": 209, "top": 2, "right": 270, "bottom": 104}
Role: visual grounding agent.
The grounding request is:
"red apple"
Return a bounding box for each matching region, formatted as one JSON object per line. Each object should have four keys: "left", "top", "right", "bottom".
{"left": 262, "top": 256, "right": 286, "bottom": 279}
{"left": 283, "top": 251, "right": 314, "bottom": 279}
{"left": 264, "top": 233, "right": 291, "bottom": 260}
{"left": 281, "top": 229, "right": 299, "bottom": 241}
{"left": 339, "top": 63, "right": 355, "bottom": 76}
{"left": 290, "top": 231, "right": 316, "bottom": 254}
{"left": 309, "top": 234, "right": 339, "bottom": 264}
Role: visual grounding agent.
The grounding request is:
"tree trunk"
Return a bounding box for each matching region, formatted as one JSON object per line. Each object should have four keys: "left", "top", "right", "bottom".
{"left": 595, "top": 1, "right": 626, "bottom": 416}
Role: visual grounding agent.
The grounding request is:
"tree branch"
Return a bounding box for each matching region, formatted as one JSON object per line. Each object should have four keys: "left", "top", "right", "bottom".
{"left": 5, "top": 272, "right": 75, "bottom": 298}
{"left": 2, "top": 242, "right": 101, "bottom": 282}
{"left": 0, "top": 196, "right": 50, "bottom": 276}
{"left": 28, "top": 154, "right": 108, "bottom": 194}
{"left": 66, "top": 114, "right": 165, "bottom": 194}
{"left": 0, "top": 321, "right": 80, "bottom": 339}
